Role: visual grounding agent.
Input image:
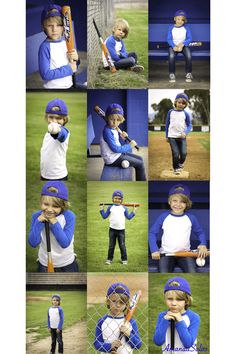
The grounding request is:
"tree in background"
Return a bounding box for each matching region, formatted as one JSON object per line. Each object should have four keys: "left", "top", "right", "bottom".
{"left": 184, "top": 89, "right": 210, "bottom": 125}
{"left": 150, "top": 99, "right": 173, "bottom": 125}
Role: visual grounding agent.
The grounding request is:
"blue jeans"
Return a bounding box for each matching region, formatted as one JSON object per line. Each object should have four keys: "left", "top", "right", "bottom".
{"left": 168, "top": 138, "right": 187, "bottom": 170}
{"left": 159, "top": 255, "right": 196, "bottom": 273}
{"left": 114, "top": 52, "right": 137, "bottom": 69}
{"left": 111, "top": 153, "right": 146, "bottom": 181}
{"left": 168, "top": 46, "right": 192, "bottom": 74}
{"left": 50, "top": 328, "right": 63, "bottom": 353}
{"left": 108, "top": 228, "right": 127, "bottom": 261}
{"left": 37, "top": 258, "right": 79, "bottom": 272}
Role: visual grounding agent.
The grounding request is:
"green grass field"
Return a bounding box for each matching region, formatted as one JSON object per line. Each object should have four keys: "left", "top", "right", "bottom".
{"left": 26, "top": 92, "right": 87, "bottom": 272}
{"left": 26, "top": 290, "right": 86, "bottom": 341}
{"left": 92, "top": 9, "right": 148, "bottom": 89}
{"left": 87, "top": 182, "right": 148, "bottom": 272}
{"left": 148, "top": 274, "right": 210, "bottom": 353}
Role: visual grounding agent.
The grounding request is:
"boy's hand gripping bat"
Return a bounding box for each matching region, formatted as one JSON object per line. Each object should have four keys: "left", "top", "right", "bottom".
{"left": 45, "top": 221, "right": 54, "bottom": 273}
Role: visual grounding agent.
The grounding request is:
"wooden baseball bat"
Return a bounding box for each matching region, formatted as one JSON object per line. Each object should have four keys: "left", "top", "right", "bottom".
{"left": 93, "top": 18, "right": 117, "bottom": 73}
{"left": 94, "top": 105, "right": 140, "bottom": 151}
{"left": 170, "top": 319, "right": 175, "bottom": 353}
{"left": 165, "top": 250, "right": 210, "bottom": 258}
{"left": 62, "top": 6, "right": 76, "bottom": 87}
{"left": 111, "top": 290, "right": 142, "bottom": 354}
{"left": 100, "top": 203, "right": 140, "bottom": 207}
{"left": 45, "top": 221, "right": 54, "bottom": 273}
{"left": 157, "top": 41, "right": 202, "bottom": 49}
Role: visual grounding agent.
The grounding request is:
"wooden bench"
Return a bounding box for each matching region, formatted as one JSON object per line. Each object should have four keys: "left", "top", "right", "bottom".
{"left": 26, "top": 273, "right": 87, "bottom": 288}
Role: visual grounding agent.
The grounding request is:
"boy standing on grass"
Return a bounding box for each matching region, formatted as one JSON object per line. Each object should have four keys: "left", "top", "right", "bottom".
{"left": 100, "top": 190, "right": 136, "bottom": 265}
{"left": 39, "top": 4, "right": 79, "bottom": 89}
{"left": 40, "top": 98, "right": 70, "bottom": 181}
{"left": 48, "top": 294, "right": 64, "bottom": 354}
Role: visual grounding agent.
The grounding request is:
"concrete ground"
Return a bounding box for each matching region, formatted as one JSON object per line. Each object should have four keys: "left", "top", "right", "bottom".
{"left": 87, "top": 145, "right": 148, "bottom": 181}
{"left": 148, "top": 60, "right": 210, "bottom": 89}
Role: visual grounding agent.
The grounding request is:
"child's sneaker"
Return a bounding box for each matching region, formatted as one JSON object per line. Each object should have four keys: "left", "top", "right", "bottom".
{"left": 130, "top": 65, "right": 144, "bottom": 73}
{"left": 169, "top": 73, "right": 176, "bottom": 82}
{"left": 174, "top": 168, "right": 181, "bottom": 175}
{"left": 105, "top": 259, "right": 112, "bottom": 265}
{"left": 185, "top": 73, "right": 193, "bottom": 82}
{"left": 121, "top": 260, "right": 128, "bottom": 264}
{"left": 178, "top": 163, "right": 184, "bottom": 170}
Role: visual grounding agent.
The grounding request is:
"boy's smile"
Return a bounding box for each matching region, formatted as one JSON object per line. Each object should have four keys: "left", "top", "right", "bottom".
{"left": 113, "top": 196, "right": 122, "bottom": 205}
{"left": 41, "top": 198, "right": 62, "bottom": 218}
{"left": 169, "top": 195, "right": 186, "bottom": 215}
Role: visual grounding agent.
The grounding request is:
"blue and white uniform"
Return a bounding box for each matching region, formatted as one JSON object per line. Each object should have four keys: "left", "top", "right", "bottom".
{"left": 28, "top": 210, "right": 76, "bottom": 268}
{"left": 166, "top": 109, "right": 192, "bottom": 139}
{"left": 94, "top": 314, "right": 142, "bottom": 353}
{"left": 40, "top": 126, "right": 70, "bottom": 180}
{"left": 149, "top": 211, "right": 207, "bottom": 254}
{"left": 100, "top": 204, "right": 135, "bottom": 229}
{"left": 153, "top": 309, "right": 200, "bottom": 353}
{"left": 104, "top": 35, "right": 128, "bottom": 62}
{"left": 48, "top": 306, "right": 64, "bottom": 330}
{"left": 38, "top": 38, "right": 78, "bottom": 89}
{"left": 167, "top": 25, "right": 192, "bottom": 48}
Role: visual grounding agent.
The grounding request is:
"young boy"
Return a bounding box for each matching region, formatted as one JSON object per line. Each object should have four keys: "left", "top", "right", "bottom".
{"left": 103, "top": 18, "right": 144, "bottom": 72}
{"left": 28, "top": 181, "right": 79, "bottom": 272}
{"left": 40, "top": 98, "right": 70, "bottom": 181}
{"left": 39, "top": 4, "right": 79, "bottom": 89}
{"left": 148, "top": 184, "right": 208, "bottom": 273}
{"left": 167, "top": 10, "right": 193, "bottom": 83}
{"left": 48, "top": 294, "right": 64, "bottom": 354}
{"left": 153, "top": 277, "right": 200, "bottom": 352}
{"left": 100, "top": 190, "right": 136, "bottom": 265}
{"left": 165, "top": 93, "right": 192, "bottom": 175}
{"left": 100, "top": 103, "right": 146, "bottom": 181}
{"left": 94, "top": 282, "right": 142, "bottom": 353}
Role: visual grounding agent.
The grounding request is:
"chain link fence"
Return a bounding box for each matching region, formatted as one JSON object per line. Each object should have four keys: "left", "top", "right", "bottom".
{"left": 87, "top": 273, "right": 148, "bottom": 353}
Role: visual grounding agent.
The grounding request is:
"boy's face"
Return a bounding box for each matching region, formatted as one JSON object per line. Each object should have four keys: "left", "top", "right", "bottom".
{"left": 175, "top": 99, "right": 187, "bottom": 110}
{"left": 108, "top": 116, "right": 123, "bottom": 129}
{"left": 114, "top": 26, "right": 125, "bottom": 39}
{"left": 165, "top": 292, "right": 186, "bottom": 314}
{"left": 44, "top": 20, "right": 64, "bottom": 40}
{"left": 113, "top": 196, "right": 122, "bottom": 205}
{"left": 108, "top": 293, "right": 126, "bottom": 317}
{"left": 174, "top": 16, "right": 185, "bottom": 27}
{"left": 52, "top": 297, "right": 60, "bottom": 306}
{"left": 41, "top": 196, "right": 62, "bottom": 218}
{"left": 169, "top": 194, "right": 186, "bottom": 215}
{"left": 47, "top": 114, "right": 65, "bottom": 126}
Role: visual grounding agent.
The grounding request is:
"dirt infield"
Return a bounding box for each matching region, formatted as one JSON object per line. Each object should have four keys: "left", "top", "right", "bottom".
{"left": 149, "top": 132, "right": 210, "bottom": 180}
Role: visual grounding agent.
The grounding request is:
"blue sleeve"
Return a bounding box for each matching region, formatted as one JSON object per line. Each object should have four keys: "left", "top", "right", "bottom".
{"left": 38, "top": 40, "right": 73, "bottom": 80}
{"left": 183, "top": 26, "right": 192, "bottom": 46}
{"left": 105, "top": 36, "right": 121, "bottom": 62}
{"left": 165, "top": 110, "right": 172, "bottom": 138}
{"left": 167, "top": 25, "right": 175, "bottom": 48}
{"left": 153, "top": 312, "right": 170, "bottom": 346}
{"left": 124, "top": 206, "right": 135, "bottom": 220}
{"left": 28, "top": 211, "right": 45, "bottom": 247}
{"left": 50, "top": 126, "right": 69, "bottom": 143}
{"left": 176, "top": 311, "right": 200, "bottom": 348}
{"left": 100, "top": 205, "right": 112, "bottom": 219}
{"left": 119, "top": 40, "right": 128, "bottom": 58}
{"left": 58, "top": 307, "right": 64, "bottom": 330}
{"left": 184, "top": 111, "right": 192, "bottom": 135}
{"left": 103, "top": 127, "right": 132, "bottom": 153}
{"left": 47, "top": 308, "right": 50, "bottom": 328}
{"left": 94, "top": 317, "right": 112, "bottom": 352}
{"left": 49, "top": 210, "right": 75, "bottom": 248}
{"left": 126, "top": 318, "right": 142, "bottom": 349}
{"left": 187, "top": 214, "right": 207, "bottom": 246}
{"left": 149, "top": 212, "right": 170, "bottom": 253}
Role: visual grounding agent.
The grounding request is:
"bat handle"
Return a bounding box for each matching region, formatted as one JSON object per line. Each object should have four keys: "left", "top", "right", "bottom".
{"left": 170, "top": 319, "right": 175, "bottom": 351}
{"left": 125, "top": 136, "right": 140, "bottom": 150}
{"left": 45, "top": 221, "right": 51, "bottom": 252}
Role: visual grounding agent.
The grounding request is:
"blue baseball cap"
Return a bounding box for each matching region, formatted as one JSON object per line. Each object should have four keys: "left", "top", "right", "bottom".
{"left": 174, "top": 10, "right": 187, "bottom": 18}
{"left": 41, "top": 181, "right": 68, "bottom": 201}
{"left": 168, "top": 184, "right": 190, "bottom": 198}
{"left": 52, "top": 294, "right": 61, "bottom": 300}
{"left": 175, "top": 93, "right": 189, "bottom": 102}
{"left": 45, "top": 99, "right": 68, "bottom": 116}
{"left": 107, "top": 282, "right": 130, "bottom": 298}
{"left": 164, "top": 277, "right": 191, "bottom": 295}
{"left": 112, "top": 190, "right": 124, "bottom": 199}
{"left": 41, "top": 4, "right": 62, "bottom": 24}
{"left": 106, "top": 103, "right": 124, "bottom": 118}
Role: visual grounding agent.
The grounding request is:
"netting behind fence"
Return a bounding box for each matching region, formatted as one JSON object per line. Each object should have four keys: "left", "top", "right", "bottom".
{"left": 87, "top": 273, "right": 148, "bottom": 353}
{"left": 87, "top": 0, "right": 115, "bottom": 85}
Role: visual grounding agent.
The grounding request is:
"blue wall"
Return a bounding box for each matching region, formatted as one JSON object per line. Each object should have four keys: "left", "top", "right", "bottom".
{"left": 87, "top": 89, "right": 148, "bottom": 146}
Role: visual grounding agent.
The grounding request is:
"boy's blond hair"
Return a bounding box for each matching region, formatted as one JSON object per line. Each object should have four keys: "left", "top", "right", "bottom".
{"left": 174, "top": 15, "right": 187, "bottom": 24}
{"left": 165, "top": 289, "right": 192, "bottom": 310}
{"left": 168, "top": 193, "right": 192, "bottom": 211}
{"left": 106, "top": 113, "right": 125, "bottom": 124}
{"left": 113, "top": 18, "right": 130, "bottom": 38}
{"left": 41, "top": 187, "right": 70, "bottom": 211}
{"left": 42, "top": 15, "right": 63, "bottom": 30}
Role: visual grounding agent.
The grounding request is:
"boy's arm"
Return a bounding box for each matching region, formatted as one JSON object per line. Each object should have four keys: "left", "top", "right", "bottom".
{"left": 184, "top": 111, "right": 192, "bottom": 135}
{"left": 94, "top": 318, "right": 113, "bottom": 352}
{"left": 149, "top": 213, "right": 168, "bottom": 253}
{"left": 47, "top": 309, "right": 50, "bottom": 329}
{"left": 103, "top": 127, "right": 132, "bottom": 153}
{"left": 50, "top": 126, "right": 69, "bottom": 143}
{"left": 38, "top": 41, "right": 73, "bottom": 81}
{"left": 100, "top": 206, "right": 112, "bottom": 219}
{"left": 183, "top": 26, "right": 193, "bottom": 47}
{"left": 175, "top": 312, "right": 200, "bottom": 348}
{"left": 167, "top": 26, "right": 175, "bottom": 48}
{"left": 49, "top": 211, "right": 75, "bottom": 248}
{"left": 28, "top": 212, "right": 45, "bottom": 247}
{"left": 188, "top": 214, "right": 207, "bottom": 246}
{"left": 58, "top": 307, "right": 64, "bottom": 330}
{"left": 119, "top": 40, "right": 128, "bottom": 58}
{"left": 165, "top": 110, "right": 171, "bottom": 138}
{"left": 153, "top": 312, "right": 170, "bottom": 346}
{"left": 105, "top": 36, "right": 122, "bottom": 61}
{"left": 126, "top": 318, "right": 142, "bottom": 349}
{"left": 124, "top": 207, "right": 135, "bottom": 220}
